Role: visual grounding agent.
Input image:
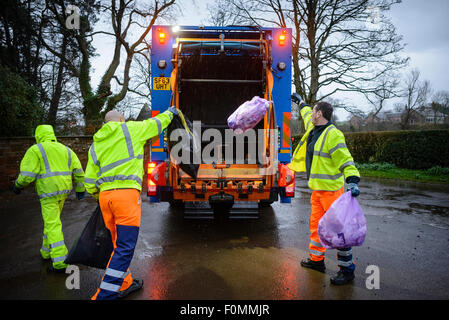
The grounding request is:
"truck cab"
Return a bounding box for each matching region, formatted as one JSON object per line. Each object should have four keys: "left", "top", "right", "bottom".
{"left": 147, "top": 25, "right": 294, "bottom": 216}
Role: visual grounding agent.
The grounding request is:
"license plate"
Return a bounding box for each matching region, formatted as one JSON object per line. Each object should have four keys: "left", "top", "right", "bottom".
{"left": 153, "top": 77, "right": 170, "bottom": 90}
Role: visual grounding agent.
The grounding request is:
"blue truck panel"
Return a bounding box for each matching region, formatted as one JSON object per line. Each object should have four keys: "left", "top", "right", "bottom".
{"left": 151, "top": 25, "right": 292, "bottom": 163}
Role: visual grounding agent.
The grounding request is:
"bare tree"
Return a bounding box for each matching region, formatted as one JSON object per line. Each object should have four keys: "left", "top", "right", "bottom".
{"left": 400, "top": 69, "right": 431, "bottom": 129}
{"left": 208, "top": 0, "right": 408, "bottom": 107}
{"left": 430, "top": 90, "right": 449, "bottom": 124}
{"left": 37, "top": 0, "right": 177, "bottom": 133}
{"left": 365, "top": 73, "right": 400, "bottom": 121}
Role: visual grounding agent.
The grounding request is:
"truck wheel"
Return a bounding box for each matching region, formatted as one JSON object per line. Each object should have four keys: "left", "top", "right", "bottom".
{"left": 259, "top": 200, "right": 274, "bottom": 208}
{"left": 169, "top": 199, "right": 185, "bottom": 209}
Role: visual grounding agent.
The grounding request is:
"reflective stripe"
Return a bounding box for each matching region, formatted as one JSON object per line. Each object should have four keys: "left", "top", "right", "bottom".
{"left": 319, "top": 125, "right": 335, "bottom": 154}
{"left": 304, "top": 111, "right": 312, "bottom": 118}
{"left": 37, "top": 171, "right": 72, "bottom": 179}
{"left": 329, "top": 143, "right": 347, "bottom": 155}
{"left": 305, "top": 118, "right": 311, "bottom": 130}
{"left": 76, "top": 183, "right": 84, "bottom": 188}
{"left": 338, "top": 260, "right": 354, "bottom": 267}
{"left": 20, "top": 171, "right": 38, "bottom": 178}
{"left": 313, "top": 151, "right": 331, "bottom": 158}
{"left": 37, "top": 144, "right": 50, "bottom": 172}
{"left": 39, "top": 189, "right": 72, "bottom": 199}
{"left": 100, "top": 154, "right": 143, "bottom": 174}
{"left": 339, "top": 161, "right": 355, "bottom": 172}
{"left": 100, "top": 282, "right": 121, "bottom": 293}
{"left": 84, "top": 177, "right": 96, "bottom": 184}
{"left": 52, "top": 255, "right": 67, "bottom": 263}
{"left": 121, "top": 123, "right": 135, "bottom": 158}
{"left": 309, "top": 249, "right": 325, "bottom": 256}
{"left": 90, "top": 144, "right": 99, "bottom": 167}
{"left": 293, "top": 139, "right": 305, "bottom": 158}
{"left": 41, "top": 246, "right": 50, "bottom": 252}
{"left": 15, "top": 180, "right": 25, "bottom": 188}
{"left": 73, "top": 168, "right": 83, "bottom": 174}
{"left": 50, "top": 240, "right": 65, "bottom": 249}
{"left": 337, "top": 249, "right": 353, "bottom": 257}
{"left": 310, "top": 240, "right": 323, "bottom": 248}
{"left": 153, "top": 118, "right": 162, "bottom": 136}
{"left": 66, "top": 147, "right": 72, "bottom": 169}
{"left": 95, "top": 175, "right": 142, "bottom": 187}
{"left": 309, "top": 173, "right": 343, "bottom": 180}
{"left": 43, "top": 234, "right": 47, "bottom": 239}
{"left": 105, "top": 268, "right": 129, "bottom": 279}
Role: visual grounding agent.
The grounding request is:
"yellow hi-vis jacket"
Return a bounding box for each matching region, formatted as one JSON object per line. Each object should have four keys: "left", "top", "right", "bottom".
{"left": 84, "top": 110, "right": 174, "bottom": 197}
{"left": 15, "top": 125, "right": 85, "bottom": 200}
{"left": 287, "top": 106, "right": 360, "bottom": 191}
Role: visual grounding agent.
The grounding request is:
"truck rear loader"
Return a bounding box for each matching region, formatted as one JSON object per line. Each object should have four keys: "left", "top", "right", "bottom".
{"left": 147, "top": 25, "right": 295, "bottom": 218}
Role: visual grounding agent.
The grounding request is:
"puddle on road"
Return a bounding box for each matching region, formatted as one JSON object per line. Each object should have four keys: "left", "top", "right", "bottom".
{"left": 295, "top": 174, "right": 449, "bottom": 229}
{"left": 408, "top": 203, "right": 449, "bottom": 217}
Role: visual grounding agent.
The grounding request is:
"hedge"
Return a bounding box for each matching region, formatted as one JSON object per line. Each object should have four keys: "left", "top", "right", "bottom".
{"left": 291, "top": 130, "right": 449, "bottom": 170}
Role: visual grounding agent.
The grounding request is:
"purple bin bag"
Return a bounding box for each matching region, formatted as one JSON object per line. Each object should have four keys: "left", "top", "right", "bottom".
{"left": 318, "top": 191, "right": 366, "bottom": 249}
{"left": 227, "top": 96, "right": 270, "bottom": 134}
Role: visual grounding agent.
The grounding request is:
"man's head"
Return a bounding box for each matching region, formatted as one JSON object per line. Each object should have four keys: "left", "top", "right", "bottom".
{"left": 312, "top": 101, "right": 333, "bottom": 126}
{"left": 104, "top": 110, "right": 125, "bottom": 123}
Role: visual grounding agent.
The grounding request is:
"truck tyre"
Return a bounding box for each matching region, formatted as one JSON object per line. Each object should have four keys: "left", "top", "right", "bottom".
{"left": 169, "top": 199, "right": 185, "bottom": 209}
{"left": 259, "top": 200, "right": 274, "bottom": 207}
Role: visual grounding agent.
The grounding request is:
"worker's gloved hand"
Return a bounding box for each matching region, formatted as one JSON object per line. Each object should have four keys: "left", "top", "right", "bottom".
{"left": 13, "top": 185, "right": 22, "bottom": 195}
{"left": 168, "top": 106, "right": 179, "bottom": 116}
{"left": 76, "top": 191, "right": 86, "bottom": 200}
{"left": 291, "top": 93, "right": 305, "bottom": 106}
{"left": 347, "top": 183, "right": 360, "bottom": 197}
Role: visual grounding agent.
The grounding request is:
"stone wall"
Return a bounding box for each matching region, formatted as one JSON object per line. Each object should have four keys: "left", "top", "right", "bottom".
{"left": 0, "top": 136, "right": 151, "bottom": 191}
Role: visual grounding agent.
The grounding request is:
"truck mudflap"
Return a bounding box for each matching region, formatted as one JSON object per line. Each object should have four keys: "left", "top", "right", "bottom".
{"left": 209, "top": 192, "right": 234, "bottom": 213}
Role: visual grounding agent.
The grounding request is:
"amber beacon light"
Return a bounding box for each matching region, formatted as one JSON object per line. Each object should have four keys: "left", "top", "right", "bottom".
{"left": 158, "top": 28, "right": 166, "bottom": 44}
{"left": 279, "top": 30, "right": 287, "bottom": 46}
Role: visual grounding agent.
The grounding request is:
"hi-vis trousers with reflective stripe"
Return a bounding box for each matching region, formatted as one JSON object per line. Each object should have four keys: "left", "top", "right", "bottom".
{"left": 40, "top": 196, "right": 69, "bottom": 269}
{"left": 308, "top": 188, "right": 355, "bottom": 273}
{"left": 92, "top": 189, "right": 141, "bottom": 300}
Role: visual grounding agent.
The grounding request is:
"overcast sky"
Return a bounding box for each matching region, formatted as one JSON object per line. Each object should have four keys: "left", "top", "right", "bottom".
{"left": 91, "top": 0, "right": 449, "bottom": 120}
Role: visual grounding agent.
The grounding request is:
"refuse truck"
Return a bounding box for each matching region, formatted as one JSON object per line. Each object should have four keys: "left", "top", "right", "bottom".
{"left": 147, "top": 25, "right": 294, "bottom": 218}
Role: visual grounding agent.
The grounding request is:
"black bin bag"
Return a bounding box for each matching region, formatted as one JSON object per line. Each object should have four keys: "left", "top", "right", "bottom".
{"left": 167, "top": 110, "right": 200, "bottom": 179}
{"left": 65, "top": 205, "right": 113, "bottom": 269}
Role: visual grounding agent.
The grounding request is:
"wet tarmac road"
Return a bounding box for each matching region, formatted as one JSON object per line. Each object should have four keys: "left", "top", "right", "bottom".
{"left": 0, "top": 175, "right": 448, "bottom": 300}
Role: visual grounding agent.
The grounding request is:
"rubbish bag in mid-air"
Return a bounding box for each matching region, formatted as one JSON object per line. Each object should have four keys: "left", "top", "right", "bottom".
{"left": 65, "top": 205, "right": 113, "bottom": 269}
{"left": 167, "top": 110, "right": 200, "bottom": 179}
{"left": 318, "top": 191, "right": 366, "bottom": 249}
{"left": 227, "top": 96, "right": 270, "bottom": 134}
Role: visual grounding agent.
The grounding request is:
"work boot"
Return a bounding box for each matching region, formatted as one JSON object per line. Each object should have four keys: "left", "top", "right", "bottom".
{"left": 47, "top": 265, "right": 66, "bottom": 274}
{"left": 117, "top": 279, "right": 144, "bottom": 299}
{"left": 330, "top": 271, "right": 355, "bottom": 285}
{"left": 300, "top": 258, "right": 326, "bottom": 273}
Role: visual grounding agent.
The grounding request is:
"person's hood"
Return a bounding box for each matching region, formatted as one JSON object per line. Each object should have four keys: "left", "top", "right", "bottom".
{"left": 35, "top": 125, "right": 57, "bottom": 144}
{"left": 93, "top": 121, "right": 124, "bottom": 142}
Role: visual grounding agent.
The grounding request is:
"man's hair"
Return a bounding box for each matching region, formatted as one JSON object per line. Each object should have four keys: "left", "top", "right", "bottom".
{"left": 315, "top": 101, "right": 333, "bottom": 121}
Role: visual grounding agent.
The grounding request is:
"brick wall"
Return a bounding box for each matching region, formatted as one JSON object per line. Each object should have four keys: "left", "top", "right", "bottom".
{"left": 0, "top": 136, "right": 151, "bottom": 191}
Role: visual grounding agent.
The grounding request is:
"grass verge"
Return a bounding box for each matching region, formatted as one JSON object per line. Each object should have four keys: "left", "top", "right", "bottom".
{"left": 356, "top": 163, "right": 449, "bottom": 184}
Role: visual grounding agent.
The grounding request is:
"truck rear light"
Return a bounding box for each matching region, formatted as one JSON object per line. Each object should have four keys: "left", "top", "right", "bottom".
{"left": 147, "top": 162, "right": 157, "bottom": 196}
{"left": 285, "top": 185, "right": 295, "bottom": 197}
{"left": 158, "top": 28, "right": 166, "bottom": 44}
{"left": 279, "top": 30, "right": 287, "bottom": 46}
{"left": 278, "top": 163, "right": 294, "bottom": 187}
{"left": 150, "top": 162, "right": 167, "bottom": 186}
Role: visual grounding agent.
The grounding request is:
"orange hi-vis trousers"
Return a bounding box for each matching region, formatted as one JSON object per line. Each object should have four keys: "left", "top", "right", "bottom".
{"left": 308, "top": 188, "right": 344, "bottom": 261}
{"left": 92, "top": 189, "right": 141, "bottom": 300}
